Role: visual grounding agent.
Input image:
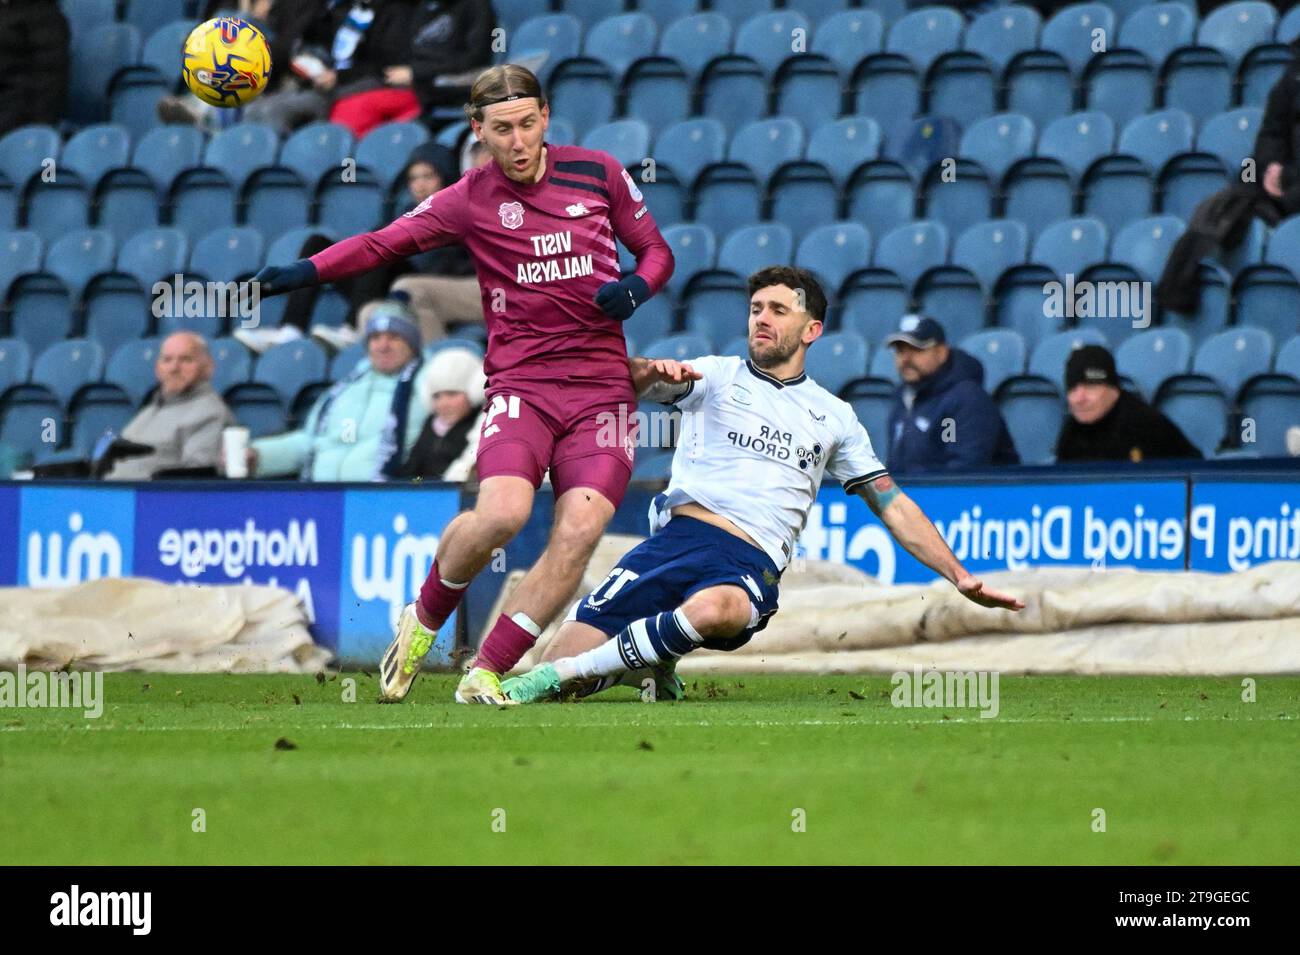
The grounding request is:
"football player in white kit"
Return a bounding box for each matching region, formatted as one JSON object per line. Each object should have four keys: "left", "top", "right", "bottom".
{"left": 502, "top": 266, "right": 1025, "bottom": 703}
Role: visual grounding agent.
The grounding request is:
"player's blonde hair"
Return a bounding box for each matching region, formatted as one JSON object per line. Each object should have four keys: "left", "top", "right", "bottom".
{"left": 464, "top": 65, "right": 548, "bottom": 123}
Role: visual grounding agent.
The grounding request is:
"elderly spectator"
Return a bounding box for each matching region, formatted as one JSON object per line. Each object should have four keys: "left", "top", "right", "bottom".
{"left": 106, "top": 333, "right": 235, "bottom": 480}
{"left": 399, "top": 346, "right": 485, "bottom": 480}
{"left": 885, "top": 315, "right": 1019, "bottom": 473}
{"left": 246, "top": 299, "right": 428, "bottom": 480}
{"left": 1056, "top": 345, "right": 1201, "bottom": 462}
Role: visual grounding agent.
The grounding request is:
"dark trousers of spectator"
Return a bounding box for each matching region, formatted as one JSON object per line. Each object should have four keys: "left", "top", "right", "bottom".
{"left": 0, "top": 1, "right": 70, "bottom": 135}
{"left": 282, "top": 234, "right": 410, "bottom": 332}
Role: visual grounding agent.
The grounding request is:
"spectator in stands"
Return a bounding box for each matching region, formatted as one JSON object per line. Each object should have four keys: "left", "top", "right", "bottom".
{"left": 398, "top": 346, "right": 484, "bottom": 480}
{"left": 1158, "top": 41, "right": 1300, "bottom": 312}
{"left": 885, "top": 315, "right": 1020, "bottom": 474}
{"left": 106, "top": 333, "right": 235, "bottom": 481}
{"left": 1055, "top": 345, "right": 1201, "bottom": 463}
{"left": 324, "top": 0, "right": 426, "bottom": 139}
{"left": 407, "top": 0, "right": 495, "bottom": 117}
{"left": 245, "top": 299, "right": 428, "bottom": 480}
{"left": 0, "top": 0, "right": 70, "bottom": 135}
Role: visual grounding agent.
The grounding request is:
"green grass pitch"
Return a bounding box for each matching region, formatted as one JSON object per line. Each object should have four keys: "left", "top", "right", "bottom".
{"left": 2, "top": 673, "right": 1297, "bottom": 865}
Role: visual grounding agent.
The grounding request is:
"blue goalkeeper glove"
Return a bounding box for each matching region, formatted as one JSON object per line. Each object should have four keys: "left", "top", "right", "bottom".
{"left": 250, "top": 259, "right": 318, "bottom": 297}
{"left": 595, "top": 274, "right": 650, "bottom": 322}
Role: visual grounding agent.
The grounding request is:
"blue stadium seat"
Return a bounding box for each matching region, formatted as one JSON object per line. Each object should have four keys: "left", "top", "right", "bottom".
{"left": 632, "top": 446, "right": 675, "bottom": 481}
{"left": 850, "top": 54, "right": 921, "bottom": 145}
{"left": 23, "top": 175, "right": 92, "bottom": 244}
{"left": 914, "top": 264, "right": 985, "bottom": 345}
{"left": 1158, "top": 151, "right": 1229, "bottom": 224}
{"left": 960, "top": 113, "right": 1036, "bottom": 184}
{"left": 885, "top": 6, "right": 964, "bottom": 75}
{"left": 169, "top": 168, "right": 237, "bottom": 244}
{"left": 842, "top": 377, "right": 895, "bottom": 460}
{"left": 0, "top": 338, "right": 33, "bottom": 396}
{"left": 1083, "top": 50, "right": 1155, "bottom": 129}
{"left": 253, "top": 339, "right": 329, "bottom": 407}
{"left": 328, "top": 341, "right": 368, "bottom": 381}
{"left": 659, "top": 12, "right": 731, "bottom": 77}
{"left": 0, "top": 178, "right": 13, "bottom": 233}
{"left": 0, "top": 125, "right": 59, "bottom": 194}
{"left": 109, "top": 66, "right": 169, "bottom": 143}
{"left": 132, "top": 125, "right": 205, "bottom": 193}
{"left": 1004, "top": 50, "right": 1072, "bottom": 129}
{"left": 265, "top": 227, "right": 333, "bottom": 268}
{"left": 68, "top": 384, "right": 135, "bottom": 455}
{"left": 1038, "top": 112, "right": 1115, "bottom": 180}
{"left": 1111, "top": 215, "right": 1183, "bottom": 283}
{"left": 928, "top": 52, "right": 998, "bottom": 129}
{"left": 1276, "top": 334, "right": 1300, "bottom": 381}
{"left": 0, "top": 230, "right": 43, "bottom": 301}
{"left": 493, "top": 0, "right": 551, "bottom": 34}
{"left": 795, "top": 222, "right": 872, "bottom": 295}
{"left": 105, "top": 337, "right": 162, "bottom": 406}
{"left": 808, "top": 118, "right": 882, "bottom": 186}
{"left": 992, "top": 264, "right": 1063, "bottom": 350}
{"left": 0, "top": 385, "right": 64, "bottom": 464}
{"left": 1239, "top": 376, "right": 1300, "bottom": 457}
{"left": 805, "top": 330, "right": 868, "bottom": 396}
{"left": 624, "top": 59, "right": 692, "bottom": 138}
{"left": 279, "top": 122, "right": 355, "bottom": 192}
{"left": 997, "top": 376, "right": 1064, "bottom": 464}
{"left": 964, "top": 4, "right": 1041, "bottom": 74}
{"left": 60, "top": 0, "right": 116, "bottom": 43}
{"left": 700, "top": 56, "right": 767, "bottom": 135}
{"left": 356, "top": 122, "right": 430, "bottom": 191}
{"left": 952, "top": 219, "right": 1029, "bottom": 291}
{"left": 1002, "top": 156, "right": 1073, "bottom": 239}
{"left": 1197, "top": 108, "right": 1263, "bottom": 182}
{"left": 94, "top": 167, "right": 161, "bottom": 243}
{"left": 1082, "top": 155, "right": 1155, "bottom": 234}
{"left": 691, "top": 165, "right": 761, "bottom": 239}
{"left": 243, "top": 168, "right": 312, "bottom": 243}
{"left": 318, "top": 169, "right": 385, "bottom": 237}
{"left": 869, "top": 343, "right": 902, "bottom": 383}
{"left": 711, "top": 0, "right": 775, "bottom": 27}
{"left": 141, "top": 18, "right": 191, "bottom": 76}
{"left": 643, "top": 333, "right": 712, "bottom": 362}
{"left": 873, "top": 221, "right": 948, "bottom": 290}
{"left": 1041, "top": 3, "right": 1114, "bottom": 74}
{"left": 509, "top": 14, "right": 583, "bottom": 82}
{"left": 958, "top": 329, "right": 1027, "bottom": 394}
{"left": 61, "top": 124, "right": 131, "bottom": 193}
{"left": 549, "top": 59, "right": 618, "bottom": 142}
{"left": 189, "top": 227, "right": 265, "bottom": 283}
{"left": 1156, "top": 376, "right": 1228, "bottom": 456}
{"left": 1028, "top": 328, "right": 1108, "bottom": 382}
{"left": 718, "top": 224, "right": 793, "bottom": 279}
{"left": 309, "top": 288, "right": 350, "bottom": 330}
{"left": 812, "top": 9, "right": 885, "bottom": 75}
{"left": 124, "top": 0, "right": 178, "bottom": 38}
{"left": 1232, "top": 225, "right": 1300, "bottom": 352}
{"left": 1118, "top": 3, "right": 1196, "bottom": 69}
{"left": 1280, "top": 4, "right": 1300, "bottom": 45}
{"left": 682, "top": 272, "right": 748, "bottom": 348}
{"left": 1032, "top": 217, "right": 1108, "bottom": 277}
{"left": 774, "top": 54, "right": 843, "bottom": 133}
{"left": 32, "top": 339, "right": 105, "bottom": 408}
{"left": 209, "top": 337, "right": 254, "bottom": 395}
{"left": 654, "top": 118, "right": 726, "bottom": 189}
{"left": 885, "top": 115, "right": 961, "bottom": 180}
{"left": 769, "top": 162, "right": 839, "bottom": 243}
{"left": 562, "top": 0, "right": 627, "bottom": 29}
{"left": 720, "top": 335, "right": 750, "bottom": 359}
{"left": 45, "top": 229, "right": 116, "bottom": 302}
{"left": 662, "top": 224, "right": 716, "bottom": 299}
{"left": 204, "top": 123, "right": 279, "bottom": 193}
{"left": 585, "top": 12, "right": 657, "bottom": 77}
{"left": 1117, "top": 109, "right": 1195, "bottom": 173}
{"left": 1162, "top": 48, "right": 1233, "bottom": 124}
{"left": 1163, "top": 263, "right": 1232, "bottom": 348}
{"left": 921, "top": 159, "right": 993, "bottom": 238}
{"left": 82, "top": 274, "right": 150, "bottom": 356}
{"left": 1116, "top": 328, "right": 1194, "bottom": 402}
{"left": 69, "top": 22, "right": 141, "bottom": 124}
{"left": 225, "top": 383, "right": 288, "bottom": 438}
{"left": 117, "top": 228, "right": 188, "bottom": 289}
{"left": 625, "top": 295, "right": 675, "bottom": 347}
{"left": 7, "top": 274, "right": 73, "bottom": 357}
{"left": 840, "top": 268, "right": 908, "bottom": 346}
{"left": 1197, "top": 2, "right": 1276, "bottom": 65}
{"left": 845, "top": 162, "right": 915, "bottom": 240}
{"left": 1193, "top": 327, "right": 1274, "bottom": 399}
{"left": 583, "top": 120, "right": 651, "bottom": 170}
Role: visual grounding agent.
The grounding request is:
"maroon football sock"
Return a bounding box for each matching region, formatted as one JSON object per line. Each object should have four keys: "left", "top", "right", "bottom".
{"left": 416, "top": 560, "right": 468, "bottom": 630}
{"left": 472, "top": 614, "right": 538, "bottom": 674}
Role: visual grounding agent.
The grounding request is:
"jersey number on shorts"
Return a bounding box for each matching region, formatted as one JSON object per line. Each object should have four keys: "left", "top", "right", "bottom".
{"left": 584, "top": 566, "right": 639, "bottom": 610}
{"left": 482, "top": 394, "right": 521, "bottom": 438}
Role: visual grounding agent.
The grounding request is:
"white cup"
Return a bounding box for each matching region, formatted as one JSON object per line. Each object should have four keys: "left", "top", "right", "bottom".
{"left": 222, "top": 426, "right": 251, "bottom": 478}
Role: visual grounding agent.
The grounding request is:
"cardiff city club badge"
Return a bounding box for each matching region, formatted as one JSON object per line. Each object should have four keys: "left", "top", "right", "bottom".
{"left": 499, "top": 201, "right": 525, "bottom": 230}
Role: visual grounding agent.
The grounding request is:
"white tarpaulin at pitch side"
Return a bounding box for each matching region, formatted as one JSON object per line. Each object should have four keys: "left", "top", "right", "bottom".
{"left": 503, "top": 535, "right": 1300, "bottom": 675}
{"left": 0, "top": 577, "right": 329, "bottom": 673}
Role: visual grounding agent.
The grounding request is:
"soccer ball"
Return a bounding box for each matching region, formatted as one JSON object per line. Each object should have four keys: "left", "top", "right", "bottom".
{"left": 181, "top": 17, "right": 272, "bottom": 108}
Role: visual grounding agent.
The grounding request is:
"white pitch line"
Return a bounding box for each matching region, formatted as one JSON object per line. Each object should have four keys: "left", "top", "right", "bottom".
{"left": 0, "top": 714, "right": 1293, "bottom": 733}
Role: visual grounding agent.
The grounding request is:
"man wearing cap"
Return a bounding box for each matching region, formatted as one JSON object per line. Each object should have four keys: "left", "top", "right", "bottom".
{"left": 886, "top": 315, "right": 1019, "bottom": 473}
{"left": 245, "top": 300, "right": 429, "bottom": 482}
{"left": 1056, "top": 345, "right": 1201, "bottom": 462}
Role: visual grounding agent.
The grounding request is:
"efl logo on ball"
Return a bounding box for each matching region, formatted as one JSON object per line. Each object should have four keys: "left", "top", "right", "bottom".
{"left": 181, "top": 17, "right": 272, "bottom": 108}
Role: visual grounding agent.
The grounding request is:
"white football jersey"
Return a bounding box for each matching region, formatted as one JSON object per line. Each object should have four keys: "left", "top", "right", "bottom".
{"left": 652, "top": 355, "right": 888, "bottom": 569}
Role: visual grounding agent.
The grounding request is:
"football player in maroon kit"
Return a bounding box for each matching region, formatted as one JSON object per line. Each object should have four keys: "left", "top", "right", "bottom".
{"left": 252, "top": 65, "right": 676, "bottom": 704}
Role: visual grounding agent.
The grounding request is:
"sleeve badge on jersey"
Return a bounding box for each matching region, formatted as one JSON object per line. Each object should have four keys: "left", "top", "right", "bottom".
{"left": 499, "top": 200, "right": 525, "bottom": 229}
{"left": 620, "top": 167, "right": 644, "bottom": 203}
{"left": 402, "top": 194, "right": 435, "bottom": 218}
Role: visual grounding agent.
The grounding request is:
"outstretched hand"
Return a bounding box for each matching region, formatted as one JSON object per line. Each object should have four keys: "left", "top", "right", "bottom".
{"left": 644, "top": 358, "right": 702, "bottom": 385}
{"left": 956, "top": 575, "right": 1025, "bottom": 611}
